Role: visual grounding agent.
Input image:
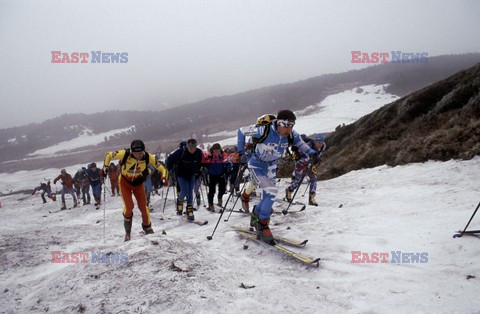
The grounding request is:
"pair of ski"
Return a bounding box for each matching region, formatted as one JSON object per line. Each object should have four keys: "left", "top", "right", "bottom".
{"left": 139, "top": 217, "right": 209, "bottom": 237}
{"left": 232, "top": 226, "right": 320, "bottom": 267}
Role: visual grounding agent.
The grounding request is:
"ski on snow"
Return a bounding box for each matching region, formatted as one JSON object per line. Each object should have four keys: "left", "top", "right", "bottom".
{"left": 233, "top": 228, "right": 320, "bottom": 267}
{"left": 181, "top": 215, "right": 208, "bottom": 226}
{"left": 231, "top": 225, "right": 308, "bottom": 247}
{"left": 227, "top": 203, "right": 305, "bottom": 216}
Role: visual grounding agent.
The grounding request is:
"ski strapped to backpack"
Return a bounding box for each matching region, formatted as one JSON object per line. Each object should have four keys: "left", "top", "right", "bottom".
{"left": 120, "top": 148, "right": 151, "bottom": 186}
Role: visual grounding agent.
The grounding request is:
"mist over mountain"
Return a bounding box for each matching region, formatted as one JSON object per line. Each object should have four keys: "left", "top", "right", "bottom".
{"left": 1, "top": 53, "right": 479, "bottom": 172}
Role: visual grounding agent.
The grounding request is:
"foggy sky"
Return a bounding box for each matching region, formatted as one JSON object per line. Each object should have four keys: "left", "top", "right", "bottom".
{"left": 0, "top": 0, "right": 479, "bottom": 129}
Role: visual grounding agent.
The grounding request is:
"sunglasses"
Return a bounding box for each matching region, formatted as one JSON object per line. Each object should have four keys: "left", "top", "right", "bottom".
{"left": 187, "top": 143, "right": 197, "bottom": 149}
{"left": 277, "top": 120, "right": 295, "bottom": 128}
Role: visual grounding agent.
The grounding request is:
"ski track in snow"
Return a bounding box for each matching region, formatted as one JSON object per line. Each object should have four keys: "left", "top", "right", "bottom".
{"left": 1, "top": 158, "right": 479, "bottom": 313}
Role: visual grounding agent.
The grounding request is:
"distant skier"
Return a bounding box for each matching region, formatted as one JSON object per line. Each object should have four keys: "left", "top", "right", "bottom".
{"left": 237, "top": 110, "right": 316, "bottom": 244}
{"left": 73, "top": 168, "right": 91, "bottom": 205}
{"left": 204, "top": 143, "right": 231, "bottom": 211}
{"left": 85, "top": 163, "right": 104, "bottom": 209}
{"left": 144, "top": 165, "right": 155, "bottom": 211}
{"left": 107, "top": 162, "right": 120, "bottom": 196}
{"left": 166, "top": 138, "right": 203, "bottom": 221}
{"left": 227, "top": 146, "right": 241, "bottom": 196}
{"left": 53, "top": 169, "right": 78, "bottom": 210}
{"left": 285, "top": 134, "right": 326, "bottom": 206}
{"left": 103, "top": 140, "right": 168, "bottom": 241}
{"left": 32, "top": 181, "right": 56, "bottom": 204}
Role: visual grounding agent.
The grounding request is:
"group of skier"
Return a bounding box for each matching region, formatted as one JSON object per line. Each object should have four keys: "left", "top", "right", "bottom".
{"left": 32, "top": 109, "right": 326, "bottom": 245}
{"left": 32, "top": 162, "right": 122, "bottom": 210}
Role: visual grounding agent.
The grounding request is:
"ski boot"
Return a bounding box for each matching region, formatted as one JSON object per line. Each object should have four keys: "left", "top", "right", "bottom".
{"left": 73, "top": 199, "right": 78, "bottom": 208}
{"left": 217, "top": 195, "right": 223, "bottom": 207}
{"left": 241, "top": 191, "right": 251, "bottom": 213}
{"left": 255, "top": 219, "right": 276, "bottom": 245}
{"left": 207, "top": 204, "right": 215, "bottom": 212}
{"left": 196, "top": 193, "right": 201, "bottom": 207}
{"left": 60, "top": 202, "right": 67, "bottom": 210}
{"left": 124, "top": 215, "right": 132, "bottom": 242}
{"left": 142, "top": 223, "right": 154, "bottom": 235}
{"left": 309, "top": 192, "right": 318, "bottom": 206}
{"left": 285, "top": 188, "right": 293, "bottom": 203}
{"left": 186, "top": 205, "right": 195, "bottom": 221}
{"left": 176, "top": 200, "right": 184, "bottom": 216}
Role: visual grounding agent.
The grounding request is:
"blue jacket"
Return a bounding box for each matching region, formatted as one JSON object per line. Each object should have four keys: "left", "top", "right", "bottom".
{"left": 238, "top": 122, "right": 314, "bottom": 164}
{"left": 166, "top": 147, "right": 203, "bottom": 179}
{"left": 204, "top": 152, "right": 232, "bottom": 176}
{"left": 85, "top": 167, "right": 102, "bottom": 186}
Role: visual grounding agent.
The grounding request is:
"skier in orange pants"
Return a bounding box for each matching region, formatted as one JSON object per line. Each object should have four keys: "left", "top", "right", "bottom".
{"left": 103, "top": 140, "right": 167, "bottom": 241}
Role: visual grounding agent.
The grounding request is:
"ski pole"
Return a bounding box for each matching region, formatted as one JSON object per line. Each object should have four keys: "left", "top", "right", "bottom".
{"left": 224, "top": 164, "right": 248, "bottom": 221}
{"left": 301, "top": 181, "right": 310, "bottom": 198}
{"left": 160, "top": 183, "right": 171, "bottom": 220}
{"left": 454, "top": 201, "right": 480, "bottom": 238}
{"left": 224, "top": 176, "right": 248, "bottom": 222}
{"left": 282, "top": 162, "right": 313, "bottom": 215}
{"left": 207, "top": 164, "right": 246, "bottom": 240}
{"left": 199, "top": 178, "right": 206, "bottom": 207}
{"left": 103, "top": 182, "right": 106, "bottom": 243}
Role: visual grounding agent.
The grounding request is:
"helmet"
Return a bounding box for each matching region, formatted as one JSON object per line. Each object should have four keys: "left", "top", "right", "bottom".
{"left": 276, "top": 110, "right": 296, "bottom": 122}
{"left": 314, "top": 134, "right": 325, "bottom": 142}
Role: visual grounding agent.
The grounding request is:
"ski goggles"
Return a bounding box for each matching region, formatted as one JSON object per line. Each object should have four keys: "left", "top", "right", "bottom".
{"left": 277, "top": 119, "right": 295, "bottom": 128}
{"left": 187, "top": 139, "right": 197, "bottom": 148}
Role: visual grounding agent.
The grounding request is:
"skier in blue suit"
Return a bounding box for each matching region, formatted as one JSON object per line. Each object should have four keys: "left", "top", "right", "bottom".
{"left": 237, "top": 110, "right": 316, "bottom": 244}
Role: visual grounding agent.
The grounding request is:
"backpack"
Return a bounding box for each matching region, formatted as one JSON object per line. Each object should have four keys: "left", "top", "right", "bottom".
{"left": 252, "top": 114, "right": 294, "bottom": 149}
{"left": 119, "top": 148, "right": 151, "bottom": 185}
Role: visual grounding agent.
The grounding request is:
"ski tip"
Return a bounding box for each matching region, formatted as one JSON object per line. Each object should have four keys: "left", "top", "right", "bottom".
{"left": 453, "top": 233, "right": 462, "bottom": 238}
{"left": 312, "top": 258, "right": 321, "bottom": 267}
{"left": 299, "top": 205, "right": 306, "bottom": 211}
{"left": 300, "top": 240, "right": 308, "bottom": 246}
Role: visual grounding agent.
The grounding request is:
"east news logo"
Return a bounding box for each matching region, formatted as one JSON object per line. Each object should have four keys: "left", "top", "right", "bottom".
{"left": 351, "top": 251, "right": 428, "bottom": 263}
{"left": 51, "top": 51, "right": 128, "bottom": 63}
{"left": 351, "top": 51, "right": 428, "bottom": 63}
{"left": 51, "top": 251, "right": 128, "bottom": 263}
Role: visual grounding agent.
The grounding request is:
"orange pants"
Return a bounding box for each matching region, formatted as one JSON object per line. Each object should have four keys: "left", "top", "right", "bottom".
{"left": 120, "top": 177, "right": 151, "bottom": 226}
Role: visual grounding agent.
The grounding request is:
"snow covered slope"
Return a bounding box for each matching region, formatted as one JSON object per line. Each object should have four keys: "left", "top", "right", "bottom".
{"left": 208, "top": 84, "right": 399, "bottom": 147}
{"left": 1, "top": 157, "right": 479, "bottom": 312}
{"left": 28, "top": 125, "right": 135, "bottom": 157}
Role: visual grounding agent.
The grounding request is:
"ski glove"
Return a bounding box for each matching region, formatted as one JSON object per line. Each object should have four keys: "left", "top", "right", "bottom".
{"left": 309, "top": 152, "right": 318, "bottom": 161}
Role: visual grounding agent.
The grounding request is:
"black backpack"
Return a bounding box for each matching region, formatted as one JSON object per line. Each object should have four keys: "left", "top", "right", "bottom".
{"left": 120, "top": 148, "right": 151, "bottom": 186}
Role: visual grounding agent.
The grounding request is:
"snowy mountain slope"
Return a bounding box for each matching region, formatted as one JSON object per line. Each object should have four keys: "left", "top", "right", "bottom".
{"left": 28, "top": 125, "right": 136, "bottom": 157}
{"left": 1, "top": 157, "right": 479, "bottom": 313}
{"left": 207, "top": 84, "right": 399, "bottom": 147}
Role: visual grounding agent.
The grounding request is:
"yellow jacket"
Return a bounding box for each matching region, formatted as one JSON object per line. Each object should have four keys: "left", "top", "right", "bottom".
{"left": 103, "top": 149, "right": 167, "bottom": 185}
